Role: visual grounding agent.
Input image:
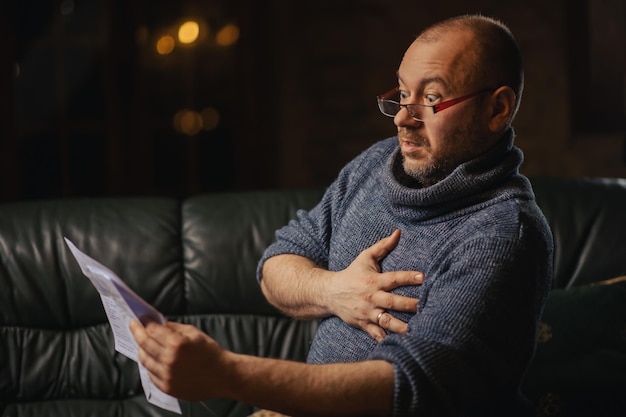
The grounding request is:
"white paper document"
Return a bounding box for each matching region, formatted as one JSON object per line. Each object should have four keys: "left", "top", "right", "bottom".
{"left": 65, "top": 238, "right": 182, "bottom": 414}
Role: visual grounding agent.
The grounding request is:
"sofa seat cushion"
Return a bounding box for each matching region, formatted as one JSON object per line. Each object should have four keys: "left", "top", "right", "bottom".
{"left": 522, "top": 277, "right": 626, "bottom": 416}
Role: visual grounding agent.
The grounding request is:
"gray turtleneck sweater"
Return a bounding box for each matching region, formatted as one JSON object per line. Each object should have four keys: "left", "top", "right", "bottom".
{"left": 258, "top": 130, "right": 553, "bottom": 416}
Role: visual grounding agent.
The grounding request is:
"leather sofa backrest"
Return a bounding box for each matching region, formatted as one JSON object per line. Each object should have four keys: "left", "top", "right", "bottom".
{"left": 531, "top": 177, "right": 626, "bottom": 289}
{"left": 1, "top": 177, "right": 626, "bottom": 416}
{"left": 0, "top": 189, "right": 325, "bottom": 416}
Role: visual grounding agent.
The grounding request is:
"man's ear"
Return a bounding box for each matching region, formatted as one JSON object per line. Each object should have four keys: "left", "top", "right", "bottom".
{"left": 488, "top": 86, "right": 516, "bottom": 133}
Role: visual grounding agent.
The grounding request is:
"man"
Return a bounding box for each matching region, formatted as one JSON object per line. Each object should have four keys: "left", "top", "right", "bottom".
{"left": 131, "top": 14, "right": 553, "bottom": 416}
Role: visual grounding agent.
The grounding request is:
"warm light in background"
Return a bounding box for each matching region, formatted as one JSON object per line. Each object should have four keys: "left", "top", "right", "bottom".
{"left": 174, "top": 109, "right": 202, "bottom": 136}
{"left": 216, "top": 24, "right": 240, "bottom": 47}
{"left": 200, "top": 107, "right": 220, "bottom": 131}
{"left": 156, "top": 35, "right": 176, "bottom": 55}
{"left": 150, "top": 19, "right": 237, "bottom": 56}
{"left": 173, "top": 107, "right": 221, "bottom": 136}
{"left": 178, "top": 21, "right": 200, "bottom": 44}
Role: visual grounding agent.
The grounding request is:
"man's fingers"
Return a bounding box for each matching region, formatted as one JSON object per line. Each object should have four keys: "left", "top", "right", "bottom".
{"left": 166, "top": 320, "right": 200, "bottom": 336}
{"left": 130, "top": 320, "right": 171, "bottom": 383}
{"left": 376, "top": 312, "right": 409, "bottom": 335}
{"left": 363, "top": 311, "right": 409, "bottom": 341}
{"left": 362, "top": 322, "right": 387, "bottom": 342}
{"left": 136, "top": 342, "right": 168, "bottom": 382}
{"left": 380, "top": 271, "right": 424, "bottom": 291}
{"left": 130, "top": 320, "right": 161, "bottom": 351}
{"left": 376, "top": 310, "right": 409, "bottom": 334}
{"left": 129, "top": 319, "right": 144, "bottom": 338}
{"left": 131, "top": 320, "right": 175, "bottom": 360}
{"left": 145, "top": 320, "right": 175, "bottom": 338}
{"left": 366, "top": 229, "right": 401, "bottom": 261}
{"left": 375, "top": 291, "right": 419, "bottom": 313}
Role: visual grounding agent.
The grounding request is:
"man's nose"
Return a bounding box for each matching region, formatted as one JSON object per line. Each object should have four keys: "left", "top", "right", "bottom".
{"left": 394, "top": 106, "right": 423, "bottom": 128}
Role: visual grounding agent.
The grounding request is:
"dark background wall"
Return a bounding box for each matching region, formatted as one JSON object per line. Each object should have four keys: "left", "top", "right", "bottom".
{"left": 0, "top": 0, "right": 624, "bottom": 202}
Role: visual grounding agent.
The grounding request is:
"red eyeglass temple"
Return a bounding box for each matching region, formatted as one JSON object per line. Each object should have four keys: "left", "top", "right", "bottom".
{"left": 377, "top": 87, "right": 495, "bottom": 113}
{"left": 432, "top": 89, "right": 494, "bottom": 113}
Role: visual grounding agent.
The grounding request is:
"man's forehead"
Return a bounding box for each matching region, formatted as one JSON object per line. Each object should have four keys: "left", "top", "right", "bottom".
{"left": 398, "top": 30, "right": 475, "bottom": 90}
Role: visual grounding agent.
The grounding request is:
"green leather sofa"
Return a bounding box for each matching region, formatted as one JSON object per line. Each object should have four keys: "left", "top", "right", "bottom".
{"left": 1, "top": 177, "right": 626, "bottom": 416}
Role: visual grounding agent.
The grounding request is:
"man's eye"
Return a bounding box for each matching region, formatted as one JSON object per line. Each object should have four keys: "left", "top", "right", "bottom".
{"left": 425, "top": 94, "right": 439, "bottom": 104}
{"left": 399, "top": 91, "right": 410, "bottom": 101}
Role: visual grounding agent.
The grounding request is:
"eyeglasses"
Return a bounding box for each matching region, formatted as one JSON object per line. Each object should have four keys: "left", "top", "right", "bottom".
{"left": 377, "top": 87, "right": 495, "bottom": 122}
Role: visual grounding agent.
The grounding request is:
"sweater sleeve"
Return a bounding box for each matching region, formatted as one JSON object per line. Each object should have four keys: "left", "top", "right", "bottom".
{"left": 256, "top": 194, "right": 335, "bottom": 277}
{"left": 256, "top": 138, "right": 396, "bottom": 282}
{"left": 369, "top": 215, "right": 553, "bottom": 416}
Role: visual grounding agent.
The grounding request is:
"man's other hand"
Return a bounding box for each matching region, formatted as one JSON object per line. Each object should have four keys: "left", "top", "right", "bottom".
{"left": 130, "top": 320, "right": 230, "bottom": 401}
{"left": 326, "top": 229, "right": 423, "bottom": 341}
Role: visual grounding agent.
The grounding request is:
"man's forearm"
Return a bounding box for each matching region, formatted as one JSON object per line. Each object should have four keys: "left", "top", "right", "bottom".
{"left": 225, "top": 353, "right": 395, "bottom": 417}
{"left": 131, "top": 320, "right": 396, "bottom": 417}
{"left": 260, "top": 254, "right": 333, "bottom": 319}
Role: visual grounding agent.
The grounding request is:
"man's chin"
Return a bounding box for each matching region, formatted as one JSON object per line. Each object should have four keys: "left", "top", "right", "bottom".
{"left": 402, "top": 158, "right": 426, "bottom": 180}
{"left": 401, "top": 150, "right": 426, "bottom": 169}
{"left": 401, "top": 157, "right": 446, "bottom": 187}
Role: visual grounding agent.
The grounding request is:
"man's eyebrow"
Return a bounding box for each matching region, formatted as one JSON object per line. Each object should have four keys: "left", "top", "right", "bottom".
{"left": 421, "top": 77, "right": 448, "bottom": 87}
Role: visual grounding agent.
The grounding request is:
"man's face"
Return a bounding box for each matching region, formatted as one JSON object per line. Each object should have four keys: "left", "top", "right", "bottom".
{"left": 394, "top": 30, "right": 493, "bottom": 187}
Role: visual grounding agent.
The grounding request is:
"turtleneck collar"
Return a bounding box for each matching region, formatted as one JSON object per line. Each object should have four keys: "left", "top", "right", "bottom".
{"left": 382, "top": 128, "right": 529, "bottom": 221}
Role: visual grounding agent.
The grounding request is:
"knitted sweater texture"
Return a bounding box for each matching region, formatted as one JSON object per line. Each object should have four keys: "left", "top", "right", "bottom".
{"left": 258, "top": 129, "right": 553, "bottom": 416}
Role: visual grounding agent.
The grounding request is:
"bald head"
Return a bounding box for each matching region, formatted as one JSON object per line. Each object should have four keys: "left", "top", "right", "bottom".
{"left": 416, "top": 15, "right": 524, "bottom": 122}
